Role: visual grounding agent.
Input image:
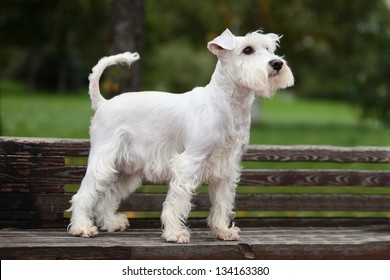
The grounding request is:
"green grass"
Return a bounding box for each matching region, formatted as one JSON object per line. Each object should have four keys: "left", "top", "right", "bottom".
{"left": 251, "top": 93, "right": 390, "bottom": 146}
{"left": 1, "top": 80, "right": 92, "bottom": 138}
{"left": 2, "top": 80, "right": 388, "bottom": 146}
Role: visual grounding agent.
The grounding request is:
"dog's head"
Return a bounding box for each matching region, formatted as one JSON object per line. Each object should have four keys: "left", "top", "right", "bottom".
{"left": 208, "top": 29, "right": 294, "bottom": 98}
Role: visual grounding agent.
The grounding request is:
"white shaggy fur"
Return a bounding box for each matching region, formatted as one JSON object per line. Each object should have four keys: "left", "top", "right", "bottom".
{"left": 67, "top": 29, "right": 294, "bottom": 243}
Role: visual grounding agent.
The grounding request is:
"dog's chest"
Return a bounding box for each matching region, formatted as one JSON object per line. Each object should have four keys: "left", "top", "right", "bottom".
{"left": 202, "top": 113, "right": 250, "bottom": 182}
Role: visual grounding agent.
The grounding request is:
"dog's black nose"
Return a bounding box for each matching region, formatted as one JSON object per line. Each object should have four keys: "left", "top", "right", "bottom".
{"left": 269, "top": 59, "right": 283, "bottom": 71}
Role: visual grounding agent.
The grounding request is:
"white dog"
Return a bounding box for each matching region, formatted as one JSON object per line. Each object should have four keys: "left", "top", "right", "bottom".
{"left": 68, "top": 29, "right": 294, "bottom": 243}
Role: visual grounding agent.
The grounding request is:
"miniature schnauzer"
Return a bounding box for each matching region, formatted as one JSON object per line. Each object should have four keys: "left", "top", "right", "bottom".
{"left": 68, "top": 29, "right": 294, "bottom": 243}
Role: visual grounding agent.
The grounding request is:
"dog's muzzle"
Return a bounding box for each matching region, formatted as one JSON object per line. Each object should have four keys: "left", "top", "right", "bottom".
{"left": 268, "top": 59, "right": 283, "bottom": 77}
{"left": 269, "top": 59, "right": 283, "bottom": 71}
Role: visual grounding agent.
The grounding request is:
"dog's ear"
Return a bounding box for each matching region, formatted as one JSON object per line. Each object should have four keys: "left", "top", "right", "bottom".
{"left": 207, "top": 28, "right": 236, "bottom": 56}
{"left": 266, "top": 33, "right": 282, "bottom": 47}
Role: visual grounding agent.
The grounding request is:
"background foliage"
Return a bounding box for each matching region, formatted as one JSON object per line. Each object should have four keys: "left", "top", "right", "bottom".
{"left": 1, "top": 0, "right": 390, "bottom": 125}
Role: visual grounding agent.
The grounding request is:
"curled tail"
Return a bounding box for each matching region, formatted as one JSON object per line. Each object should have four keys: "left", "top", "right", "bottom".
{"left": 88, "top": 52, "right": 140, "bottom": 110}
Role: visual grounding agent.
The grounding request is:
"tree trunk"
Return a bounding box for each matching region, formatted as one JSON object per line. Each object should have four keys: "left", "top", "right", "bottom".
{"left": 57, "top": 28, "right": 69, "bottom": 93}
{"left": 105, "top": 0, "right": 144, "bottom": 98}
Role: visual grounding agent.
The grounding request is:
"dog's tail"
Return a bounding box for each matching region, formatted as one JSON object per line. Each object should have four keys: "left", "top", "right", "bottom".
{"left": 88, "top": 52, "right": 140, "bottom": 110}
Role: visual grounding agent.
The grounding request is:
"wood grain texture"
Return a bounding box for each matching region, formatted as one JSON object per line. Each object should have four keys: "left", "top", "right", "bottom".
{"left": 243, "top": 145, "right": 390, "bottom": 163}
{"left": 1, "top": 193, "right": 390, "bottom": 213}
{"left": 1, "top": 165, "right": 86, "bottom": 185}
{"left": 2, "top": 138, "right": 390, "bottom": 260}
{"left": 0, "top": 137, "right": 90, "bottom": 157}
{"left": 1, "top": 137, "right": 389, "bottom": 230}
{"left": 2, "top": 165, "right": 389, "bottom": 187}
{"left": 1, "top": 227, "right": 390, "bottom": 259}
{"left": 2, "top": 137, "right": 390, "bottom": 162}
{"left": 240, "top": 169, "right": 390, "bottom": 186}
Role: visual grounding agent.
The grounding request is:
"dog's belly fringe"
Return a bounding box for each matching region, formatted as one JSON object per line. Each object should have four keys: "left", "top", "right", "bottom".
{"left": 118, "top": 148, "right": 174, "bottom": 184}
{"left": 116, "top": 140, "right": 243, "bottom": 186}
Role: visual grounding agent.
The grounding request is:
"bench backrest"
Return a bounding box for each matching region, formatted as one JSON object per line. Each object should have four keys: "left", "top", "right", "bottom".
{"left": 1, "top": 137, "right": 389, "bottom": 229}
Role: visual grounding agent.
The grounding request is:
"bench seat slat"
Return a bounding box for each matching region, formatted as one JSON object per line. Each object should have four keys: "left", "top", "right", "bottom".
{"left": 0, "top": 137, "right": 90, "bottom": 157}
{"left": 0, "top": 166, "right": 86, "bottom": 185}
{"left": 0, "top": 155, "right": 65, "bottom": 167}
{"left": 2, "top": 165, "right": 389, "bottom": 187}
{"left": 0, "top": 183, "right": 64, "bottom": 193}
{"left": 2, "top": 137, "right": 389, "bottom": 163}
{"left": 1, "top": 193, "right": 390, "bottom": 212}
{"left": 1, "top": 227, "right": 390, "bottom": 260}
{"left": 243, "top": 145, "right": 390, "bottom": 163}
{"left": 240, "top": 169, "right": 390, "bottom": 186}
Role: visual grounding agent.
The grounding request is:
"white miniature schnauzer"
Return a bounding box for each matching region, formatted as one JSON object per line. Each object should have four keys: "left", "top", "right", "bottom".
{"left": 68, "top": 29, "right": 294, "bottom": 243}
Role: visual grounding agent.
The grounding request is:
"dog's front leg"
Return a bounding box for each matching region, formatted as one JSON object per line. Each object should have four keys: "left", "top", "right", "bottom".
{"left": 207, "top": 178, "right": 240, "bottom": 241}
{"left": 161, "top": 153, "right": 203, "bottom": 243}
{"left": 160, "top": 181, "right": 194, "bottom": 244}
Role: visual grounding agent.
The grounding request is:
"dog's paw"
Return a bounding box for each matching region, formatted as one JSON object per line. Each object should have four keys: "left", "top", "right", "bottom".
{"left": 212, "top": 227, "right": 240, "bottom": 241}
{"left": 162, "top": 229, "right": 191, "bottom": 244}
{"left": 68, "top": 223, "right": 99, "bottom": 238}
{"left": 100, "top": 213, "right": 130, "bottom": 232}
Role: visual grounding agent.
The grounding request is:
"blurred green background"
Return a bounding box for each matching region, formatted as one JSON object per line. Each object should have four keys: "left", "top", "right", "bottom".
{"left": 1, "top": 0, "right": 389, "bottom": 146}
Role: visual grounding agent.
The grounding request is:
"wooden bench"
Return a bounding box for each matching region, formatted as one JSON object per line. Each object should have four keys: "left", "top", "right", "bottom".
{"left": 1, "top": 136, "right": 389, "bottom": 259}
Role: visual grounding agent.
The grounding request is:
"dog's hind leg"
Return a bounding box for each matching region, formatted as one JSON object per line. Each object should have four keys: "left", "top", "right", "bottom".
{"left": 207, "top": 179, "right": 240, "bottom": 241}
{"left": 95, "top": 173, "right": 141, "bottom": 232}
{"left": 67, "top": 147, "right": 119, "bottom": 237}
{"left": 67, "top": 170, "right": 102, "bottom": 237}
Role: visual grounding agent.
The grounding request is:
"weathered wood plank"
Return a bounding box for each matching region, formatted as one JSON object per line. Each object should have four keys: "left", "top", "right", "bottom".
{"left": 0, "top": 155, "right": 65, "bottom": 167}
{"left": 0, "top": 166, "right": 86, "bottom": 185}
{"left": 2, "top": 193, "right": 390, "bottom": 213}
{"left": 240, "top": 169, "right": 390, "bottom": 186}
{"left": 243, "top": 145, "right": 390, "bottom": 163}
{"left": 0, "top": 183, "right": 64, "bottom": 193}
{"left": 2, "top": 216, "right": 390, "bottom": 230}
{"left": 0, "top": 193, "right": 70, "bottom": 212}
{"left": 2, "top": 137, "right": 389, "bottom": 163}
{"left": 0, "top": 137, "right": 90, "bottom": 157}
{"left": 1, "top": 227, "right": 390, "bottom": 259}
{"left": 2, "top": 165, "right": 389, "bottom": 187}
{"left": 188, "top": 193, "right": 390, "bottom": 212}
{"left": 1, "top": 137, "right": 390, "bottom": 233}
{"left": 0, "top": 210, "right": 65, "bottom": 226}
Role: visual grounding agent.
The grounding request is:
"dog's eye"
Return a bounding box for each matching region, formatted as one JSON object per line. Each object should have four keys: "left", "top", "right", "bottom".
{"left": 243, "top": 47, "right": 254, "bottom": 55}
